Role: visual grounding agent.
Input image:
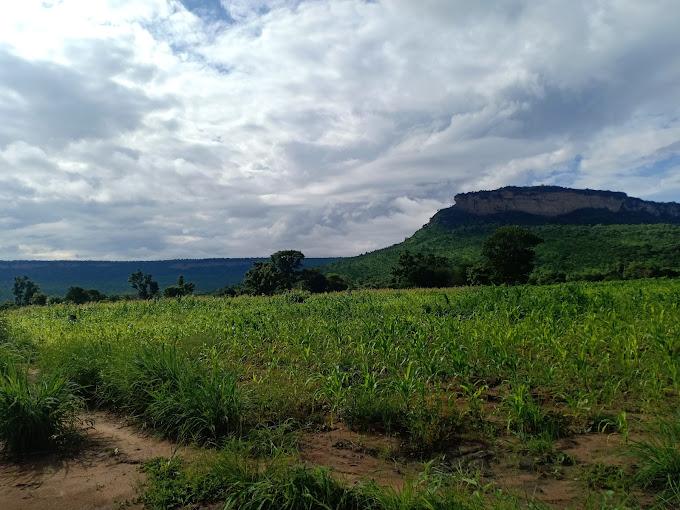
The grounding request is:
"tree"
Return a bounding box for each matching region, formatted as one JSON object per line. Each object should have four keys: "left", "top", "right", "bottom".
{"left": 13, "top": 276, "right": 40, "bottom": 306}
{"left": 481, "top": 226, "right": 543, "bottom": 284}
{"left": 242, "top": 250, "right": 305, "bottom": 295}
{"left": 241, "top": 250, "right": 347, "bottom": 295}
{"left": 30, "top": 293, "right": 47, "bottom": 306}
{"left": 270, "top": 250, "right": 305, "bottom": 274}
{"left": 325, "top": 273, "right": 349, "bottom": 292}
{"left": 391, "top": 252, "right": 456, "bottom": 288}
{"left": 163, "top": 275, "right": 196, "bottom": 298}
{"left": 297, "top": 269, "right": 329, "bottom": 293}
{"left": 64, "top": 287, "right": 106, "bottom": 304}
{"left": 242, "top": 262, "right": 282, "bottom": 295}
{"left": 128, "top": 271, "right": 159, "bottom": 299}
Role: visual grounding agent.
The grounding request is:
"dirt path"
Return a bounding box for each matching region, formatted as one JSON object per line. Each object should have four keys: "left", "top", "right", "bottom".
{"left": 0, "top": 412, "right": 184, "bottom": 510}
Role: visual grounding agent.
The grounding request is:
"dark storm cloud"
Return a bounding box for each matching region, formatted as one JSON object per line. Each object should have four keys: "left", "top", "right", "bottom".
{"left": 0, "top": 48, "right": 172, "bottom": 149}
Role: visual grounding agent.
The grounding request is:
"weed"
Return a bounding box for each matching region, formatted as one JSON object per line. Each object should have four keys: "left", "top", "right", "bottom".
{"left": 142, "top": 452, "right": 515, "bottom": 510}
{"left": 582, "top": 463, "right": 629, "bottom": 491}
{"left": 120, "top": 342, "right": 242, "bottom": 443}
{"left": 630, "top": 415, "right": 680, "bottom": 498}
{"left": 503, "top": 384, "right": 570, "bottom": 439}
{"left": 0, "top": 368, "right": 82, "bottom": 455}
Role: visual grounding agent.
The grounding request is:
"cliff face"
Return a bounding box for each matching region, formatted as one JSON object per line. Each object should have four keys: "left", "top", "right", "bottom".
{"left": 431, "top": 186, "right": 680, "bottom": 226}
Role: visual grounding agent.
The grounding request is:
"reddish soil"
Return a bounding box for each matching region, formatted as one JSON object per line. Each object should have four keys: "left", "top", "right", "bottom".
{"left": 491, "top": 432, "right": 632, "bottom": 508}
{"left": 1, "top": 414, "right": 643, "bottom": 509}
{"left": 300, "top": 423, "right": 416, "bottom": 489}
{"left": 0, "top": 412, "right": 184, "bottom": 510}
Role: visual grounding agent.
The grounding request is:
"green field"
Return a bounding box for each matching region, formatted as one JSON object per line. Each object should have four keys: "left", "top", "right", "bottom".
{"left": 325, "top": 223, "right": 680, "bottom": 286}
{"left": 2, "top": 280, "right": 679, "bottom": 508}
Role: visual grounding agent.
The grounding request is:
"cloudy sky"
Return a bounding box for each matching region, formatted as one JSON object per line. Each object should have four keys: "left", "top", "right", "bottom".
{"left": 1, "top": 0, "right": 680, "bottom": 259}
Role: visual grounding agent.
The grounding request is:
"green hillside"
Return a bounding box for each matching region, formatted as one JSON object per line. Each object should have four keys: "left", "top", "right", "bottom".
{"left": 324, "top": 222, "right": 680, "bottom": 286}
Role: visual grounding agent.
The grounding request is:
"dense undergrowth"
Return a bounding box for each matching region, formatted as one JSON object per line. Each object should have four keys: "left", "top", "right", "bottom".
{"left": 0, "top": 318, "right": 82, "bottom": 455}
{"left": 2, "top": 280, "right": 679, "bottom": 506}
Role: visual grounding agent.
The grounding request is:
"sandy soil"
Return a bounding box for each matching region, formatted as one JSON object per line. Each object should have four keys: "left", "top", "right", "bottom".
{"left": 300, "top": 423, "right": 413, "bottom": 489}
{"left": 0, "top": 412, "right": 184, "bottom": 510}
{"left": 1, "top": 414, "right": 640, "bottom": 509}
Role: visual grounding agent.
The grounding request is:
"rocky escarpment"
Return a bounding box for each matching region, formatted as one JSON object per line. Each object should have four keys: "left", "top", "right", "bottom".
{"left": 431, "top": 186, "right": 680, "bottom": 227}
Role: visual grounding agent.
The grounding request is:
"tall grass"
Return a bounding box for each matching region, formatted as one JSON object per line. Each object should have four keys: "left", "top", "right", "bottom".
{"left": 0, "top": 368, "right": 82, "bottom": 454}
{"left": 630, "top": 415, "right": 680, "bottom": 503}
{"left": 42, "top": 338, "right": 242, "bottom": 444}
{"left": 142, "top": 451, "right": 497, "bottom": 510}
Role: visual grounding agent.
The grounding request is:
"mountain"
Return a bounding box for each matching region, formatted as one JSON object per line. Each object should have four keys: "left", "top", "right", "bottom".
{"left": 434, "top": 186, "right": 680, "bottom": 226}
{"left": 324, "top": 186, "right": 680, "bottom": 285}
{"left": 0, "top": 258, "right": 339, "bottom": 301}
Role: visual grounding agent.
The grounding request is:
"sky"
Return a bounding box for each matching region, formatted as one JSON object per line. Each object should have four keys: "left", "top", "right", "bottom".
{"left": 1, "top": 0, "right": 680, "bottom": 260}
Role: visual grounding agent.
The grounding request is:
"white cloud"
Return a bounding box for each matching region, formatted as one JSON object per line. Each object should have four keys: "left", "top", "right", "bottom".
{"left": 0, "top": 0, "right": 679, "bottom": 259}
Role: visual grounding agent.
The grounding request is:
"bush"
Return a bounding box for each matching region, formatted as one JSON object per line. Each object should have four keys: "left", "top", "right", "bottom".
{"left": 630, "top": 415, "right": 680, "bottom": 498}
{"left": 391, "top": 252, "right": 459, "bottom": 288}
{"left": 64, "top": 287, "right": 106, "bottom": 304}
{"left": 481, "top": 226, "right": 543, "bottom": 284}
{"left": 42, "top": 339, "right": 113, "bottom": 402}
{"left": 111, "top": 343, "right": 242, "bottom": 443}
{"left": 0, "top": 369, "right": 82, "bottom": 454}
{"left": 142, "top": 455, "right": 372, "bottom": 510}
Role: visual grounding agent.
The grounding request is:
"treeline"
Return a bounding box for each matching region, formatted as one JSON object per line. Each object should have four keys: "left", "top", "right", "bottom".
{"left": 3, "top": 252, "right": 351, "bottom": 307}
{"left": 214, "top": 250, "right": 348, "bottom": 296}
{"left": 390, "top": 225, "right": 680, "bottom": 289}
{"left": 2, "top": 272, "right": 198, "bottom": 309}
{"left": 5, "top": 225, "right": 679, "bottom": 307}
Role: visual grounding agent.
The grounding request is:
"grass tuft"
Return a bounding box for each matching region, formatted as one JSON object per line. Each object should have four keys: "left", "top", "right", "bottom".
{"left": 0, "top": 368, "right": 82, "bottom": 455}
{"left": 630, "top": 415, "right": 680, "bottom": 500}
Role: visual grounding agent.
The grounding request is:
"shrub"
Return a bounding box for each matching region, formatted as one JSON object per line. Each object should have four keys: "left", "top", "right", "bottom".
{"left": 630, "top": 415, "right": 680, "bottom": 498}
{"left": 0, "top": 369, "right": 82, "bottom": 454}
{"left": 391, "top": 252, "right": 459, "bottom": 288}
{"left": 114, "top": 343, "right": 242, "bottom": 443}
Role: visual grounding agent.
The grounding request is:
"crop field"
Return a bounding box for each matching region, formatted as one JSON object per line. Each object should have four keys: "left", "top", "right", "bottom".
{"left": 1, "top": 280, "right": 679, "bottom": 509}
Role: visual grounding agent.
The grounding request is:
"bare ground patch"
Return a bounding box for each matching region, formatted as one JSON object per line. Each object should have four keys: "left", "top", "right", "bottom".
{"left": 0, "top": 411, "right": 184, "bottom": 510}
{"left": 299, "top": 423, "right": 416, "bottom": 489}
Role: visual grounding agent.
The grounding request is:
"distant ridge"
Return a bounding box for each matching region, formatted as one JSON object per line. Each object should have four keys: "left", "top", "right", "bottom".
{"left": 432, "top": 186, "right": 680, "bottom": 227}
{"left": 324, "top": 185, "right": 680, "bottom": 285}
{"left": 0, "top": 257, "right": 339, "bottom": 300}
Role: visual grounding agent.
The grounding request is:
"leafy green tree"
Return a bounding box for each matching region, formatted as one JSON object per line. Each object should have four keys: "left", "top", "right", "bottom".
{"left": 29, "top": 293, "right": 47, "bottom": 306}
{"left": 270, "top": 250, "right": 305, "bottom": 289}
{"left": 242, "top": 250, "right": 346, "bottom": 295}
{"left": 163, "top": 275, "right": 196, "bottom": 298}
{"left": 64, "top": 287, "right": 106, "bottom": 304}
{"left": 242, "top": 250, "right": 306, "bottom": 295}
{"left": 242, "top": 262, "right": 283, "bottom": 295}
{"left": 481, "top": 226, "right": 543, "bottom": 284}
{"left": 297, "top": 269, "right": 329, "bottom": 293}
{"left": 325, "top": 273, "right": 349, "bottom": 292}
{"left": 128, "top": 271, "right": 159, "bottom": 299}
{"left": 12, "top": 276, "right": 41, "bottom": 306}
{"left": 391, "top": 252, "right": 456, "bottom": 288}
